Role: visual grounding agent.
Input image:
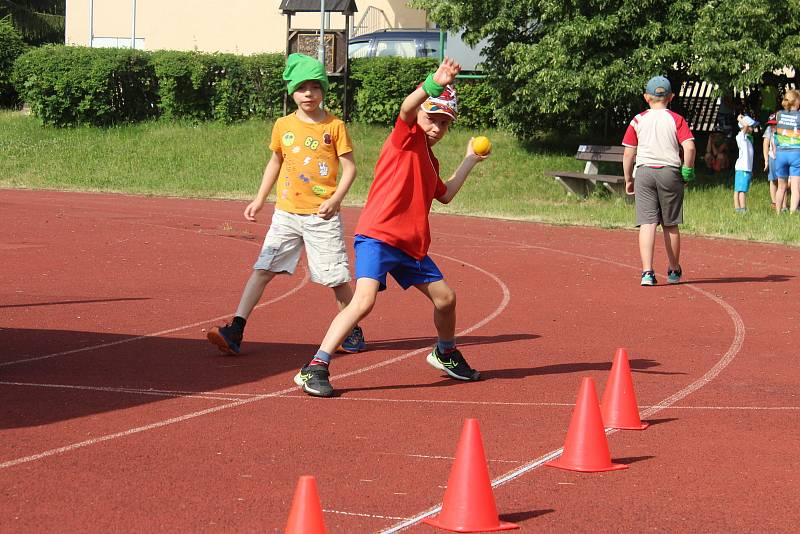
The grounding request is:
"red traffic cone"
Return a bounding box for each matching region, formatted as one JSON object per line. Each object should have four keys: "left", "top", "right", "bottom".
{"left": 545, "top": 377, "right": 628, "bottom": 472}
{"left": 423, "top": 419, "right": 519, "bottom": 532}
{"left": 285, "top": 476, "right": 327, "bottom": 534}
{"left": 601, "top": 348, "right": 649, "bottom": 430}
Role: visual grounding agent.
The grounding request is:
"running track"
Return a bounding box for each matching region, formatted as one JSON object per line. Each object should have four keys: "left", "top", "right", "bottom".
{"left": 1, "top": 189, "right": 798, "bottom": 532}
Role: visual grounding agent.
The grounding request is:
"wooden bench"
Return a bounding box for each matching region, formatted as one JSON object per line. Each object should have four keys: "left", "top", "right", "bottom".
{"left": 547, "top": 145, "right": 629, "bottom": 199}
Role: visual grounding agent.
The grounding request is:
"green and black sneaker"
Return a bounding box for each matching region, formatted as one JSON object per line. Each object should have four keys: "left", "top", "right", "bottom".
{"left": 426, "top": 346, "right": 480, "bottom": 381}
{"left": 293, "top": 364, "right": 334, "bottom": 397}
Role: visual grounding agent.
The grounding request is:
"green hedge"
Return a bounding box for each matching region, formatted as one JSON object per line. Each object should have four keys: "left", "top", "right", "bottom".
{"left": 0, "top": 17, "right": 27, "bottom": 106}
{"left": 12, "top": 45, "right": 495, "bottom": 128}
{"left": 150, "top": 51, "right": 286, "bottom": 122}
{"left": 12, "top": 45, "right": 157, "bottom": 126}
{"left": 349, "top": 57, "right": 437, "bottom": 124}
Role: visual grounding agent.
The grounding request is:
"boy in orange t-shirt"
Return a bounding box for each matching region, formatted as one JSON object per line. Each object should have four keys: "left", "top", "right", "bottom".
{"left": 206, "top": 54, "right": 365, "bottom": 355}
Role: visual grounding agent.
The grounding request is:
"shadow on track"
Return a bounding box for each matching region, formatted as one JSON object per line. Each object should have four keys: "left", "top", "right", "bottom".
{"left": 0, "top": 327, "right": 318, "bottom": 429}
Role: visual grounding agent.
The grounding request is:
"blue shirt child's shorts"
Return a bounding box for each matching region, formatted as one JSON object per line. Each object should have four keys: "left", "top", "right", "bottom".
{"left": 354, "top": 235, "right": 443, "bottom": 291}
{"left": 734, "top": 170, "right": 752, "bottom": 192}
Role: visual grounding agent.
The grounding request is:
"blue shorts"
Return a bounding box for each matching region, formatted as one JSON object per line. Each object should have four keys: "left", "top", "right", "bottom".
{"left": 734, "top": 170, "right": 752, "bottom": 192}
{"left": 354, "top": 235, "right": 443, "bottom": 291}
{"left": 774, "top": 149, "right": 800, "bottom": 178}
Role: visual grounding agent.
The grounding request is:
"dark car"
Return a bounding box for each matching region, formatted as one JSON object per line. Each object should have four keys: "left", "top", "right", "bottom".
{"left": 348, "top": 29, "right": 486, "bottom": 71}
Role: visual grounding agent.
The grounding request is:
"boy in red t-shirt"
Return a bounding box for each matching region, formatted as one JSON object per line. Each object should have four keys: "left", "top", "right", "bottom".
{"left": 622, "top": 75, "right": 696, "bottom": 286}
{"left": 293, "top": 57, "right": 490, "bottom": 397}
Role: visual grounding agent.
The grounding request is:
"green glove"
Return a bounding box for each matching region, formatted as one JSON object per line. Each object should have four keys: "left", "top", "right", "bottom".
{"left": 422, "top": 73, "right": 445, "bottom": 98}
{"left": 681, "top": 165, "right": 695, "bottom": 183}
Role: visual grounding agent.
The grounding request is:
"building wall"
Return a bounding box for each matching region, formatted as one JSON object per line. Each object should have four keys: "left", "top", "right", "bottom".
{"left": 65, "top": 0, "right": 428, "bottom": 54}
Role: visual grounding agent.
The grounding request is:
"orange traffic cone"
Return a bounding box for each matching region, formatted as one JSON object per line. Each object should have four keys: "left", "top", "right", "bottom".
{"left": 423, "top": 419, "right": 519, "bottom": 532}
{"left": 601, "top": 348, "right": 649, "bottom": 430}
{"left": 285, "top": 476, "right": 327, "bottom": 534}
{"left": 545, "top": 377, "right": 628, "bottom": 472}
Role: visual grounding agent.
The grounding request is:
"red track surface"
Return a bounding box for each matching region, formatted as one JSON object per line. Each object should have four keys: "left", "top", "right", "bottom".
{"left": 1, "top": 189, "right": 798, "bottom": 532}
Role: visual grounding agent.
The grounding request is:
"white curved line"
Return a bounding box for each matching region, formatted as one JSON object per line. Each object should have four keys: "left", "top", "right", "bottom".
{"left": 0, "top": 270, "right": 311, "bottom": 368}
{"left": 380, "top": 244, "right": 747, "bottom": 533}
{"left": 329, "top": 252, "right": 510, "bottom": 383}
{"left": 0, "top": 252, "right": 510, "bottom": 469}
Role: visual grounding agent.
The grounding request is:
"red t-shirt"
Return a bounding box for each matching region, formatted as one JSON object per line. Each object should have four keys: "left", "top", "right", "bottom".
{"left": 355, "top": 117, "right": 448, "bottom": 260}
{"left": 621, "top": 108, "right": 694, "bottom": 168}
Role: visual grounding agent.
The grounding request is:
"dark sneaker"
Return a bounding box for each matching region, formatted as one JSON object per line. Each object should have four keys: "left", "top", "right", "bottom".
{"left": 640, "top": 271, "right": 657, "bottom": 286}
{"left": 667, "top": 266, "right": 682, "bottom": 284}
{"left": 293, "top": 364, "right": 334, "bottom": 397}
{"left": 338, "top": 326, "right": 366, "bottom": 353}
{"left": 206, "top": 324, "right": 242, "bottom": 355}
{"left": 426, "top": 346, "right": 480, "bottom": 381}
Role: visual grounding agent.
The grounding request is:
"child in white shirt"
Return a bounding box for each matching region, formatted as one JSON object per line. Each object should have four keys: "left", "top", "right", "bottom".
{"left": 734, "top": 114, "right": 758, "bottom": 213}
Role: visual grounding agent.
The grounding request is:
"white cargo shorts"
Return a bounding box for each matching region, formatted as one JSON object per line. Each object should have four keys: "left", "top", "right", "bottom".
{"left": 253, "top": 210, "right": 351, "bottom": 287}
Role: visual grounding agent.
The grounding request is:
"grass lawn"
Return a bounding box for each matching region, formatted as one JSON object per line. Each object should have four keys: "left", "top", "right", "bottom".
{"left": 1, "top": 111, "right": 797, "bottom": 246}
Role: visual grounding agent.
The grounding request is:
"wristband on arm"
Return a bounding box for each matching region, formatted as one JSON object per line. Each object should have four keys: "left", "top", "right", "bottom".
{"left": 681, "top": 165, "right": 695, "bottom": 183}
{"left": 422, "top": 73, "right": 445, "bottom": 98}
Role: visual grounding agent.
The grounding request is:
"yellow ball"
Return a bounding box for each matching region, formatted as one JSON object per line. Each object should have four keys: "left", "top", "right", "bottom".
{"left": 472, "top": 136, "right": 492, "bottom": 156}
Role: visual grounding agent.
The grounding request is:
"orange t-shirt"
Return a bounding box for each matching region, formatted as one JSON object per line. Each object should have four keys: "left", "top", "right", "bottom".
{"left": 269, "top": 112, "right": 353, "bottom": 214}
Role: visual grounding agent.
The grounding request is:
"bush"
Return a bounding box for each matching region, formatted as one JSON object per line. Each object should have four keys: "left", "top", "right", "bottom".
{"left": 151, "top": 51, "right": 285, "bottom": 123}
{"left": 13, "top": 45, "right": 157, "bottom": 126}
{"left": 0, "top": 17, "right": 27, "bottom": 106}
{"left": 10, "top": 46, "right": 495, "bottom": 128}
{"left": 350, "top": 57, "right": 438, "bottom": 124}
{"left": 150, "top": 50, "right": 217, "bottom": 121}
{"left": 349, "top": 57, "right": 495, "bottom": 128}
{"left": 242, "top": 53, "right": 287, "bottom": 120}
{"left": 454, "top": 78, "right": 496, "bottom": 130}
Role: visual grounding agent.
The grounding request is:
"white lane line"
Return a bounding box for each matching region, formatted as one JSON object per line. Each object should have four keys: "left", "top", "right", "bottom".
{"left": 274, "top": 394, "right": 800, "bottom": 411}
{"left": 0, "top": 381, "right": 245, "bottom": 402}
{"left": 0, "top": 253, "right": 509, "bottom": 469}
{"left": 0, "top": 270, "right": 310, "bottom": 368}
{"left": 278, "top": 394, "right": 573, "bottom": 407}
{"left": 377, "top": 452, "right": 520, "bottom": 464}
{"left": 0, "top": 386, "right": 295, "bottom": 469}
{"left": 657, "top": 405, "right": 800, "bottom": 411}
{"left": 18, "top": 383, "right": 794, "bottom": 413}
{"left": 379, "top": 245, "right": 748, "bottom": 533}
{"left": 322, "top": 252, "right": 510, "bottom": 385}
{"left": 323, "top": 509, "right": 408, "bottom": 521}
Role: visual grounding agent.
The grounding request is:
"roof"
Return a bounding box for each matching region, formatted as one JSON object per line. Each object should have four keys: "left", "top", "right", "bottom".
{"left": 279, "top": 0, "right": 358, "bottom": 15}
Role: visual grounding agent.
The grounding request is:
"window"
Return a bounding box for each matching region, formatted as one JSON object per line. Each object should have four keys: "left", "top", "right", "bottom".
{"left": 91, "top": 37, "right": 145, "bottom": 49}
{"left": 348, "top": 40, "right": 371, "bottom": 59}
{"left": 375, "top": 40, "right": 416, "bottom": 58}
{"left": 421, "top": 38, "right": 441, "bottom": 59}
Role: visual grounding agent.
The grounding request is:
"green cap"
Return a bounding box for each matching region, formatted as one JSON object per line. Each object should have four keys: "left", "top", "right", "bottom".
{"left": 283, "top": 53, "right": 329, "bottom": 95}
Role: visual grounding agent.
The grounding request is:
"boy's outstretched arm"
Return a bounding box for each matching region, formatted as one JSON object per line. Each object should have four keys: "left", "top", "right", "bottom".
{"left": 438, "top": 138, "right": 488, "bottom": 204}
{"left": 318, "top": 152, "right": 356, "bottom": 220}
{"left": 399, "top": 58, "right": 461, "bottom": 126}
{"left": 244, "top": 151, "right": 283, "bottom": 222}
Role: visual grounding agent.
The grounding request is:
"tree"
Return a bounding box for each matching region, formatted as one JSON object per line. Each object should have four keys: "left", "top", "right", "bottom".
{"left": 0, "top": 0, "right": 64, "bottom": 45}
{"left": 412, "top": 0, "right": 799, "bottom": 137}
{"left": 1, "top": 16, "right": 27, "bottom": 105}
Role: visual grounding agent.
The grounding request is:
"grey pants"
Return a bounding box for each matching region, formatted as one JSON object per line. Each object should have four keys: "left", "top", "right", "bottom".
{"left": 634, "top": 166, "right": 684, "bottom": 226}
